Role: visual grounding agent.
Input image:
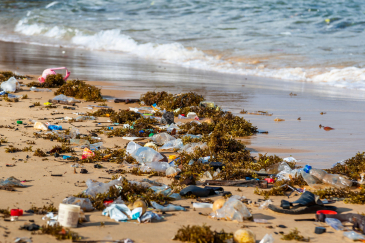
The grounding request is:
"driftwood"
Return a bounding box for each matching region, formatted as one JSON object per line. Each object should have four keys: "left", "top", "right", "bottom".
{"left": 114, "top": 98, "right": 140, "bottom": 104}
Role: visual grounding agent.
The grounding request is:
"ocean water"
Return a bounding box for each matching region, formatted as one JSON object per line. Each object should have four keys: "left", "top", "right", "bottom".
{"left": 0, "top": 0, "right": 364, "bottom": 89}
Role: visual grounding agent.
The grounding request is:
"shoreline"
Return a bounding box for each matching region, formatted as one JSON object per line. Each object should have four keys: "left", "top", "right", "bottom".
{"left": 0, "top": 69, "right": 364, "bottom": 243}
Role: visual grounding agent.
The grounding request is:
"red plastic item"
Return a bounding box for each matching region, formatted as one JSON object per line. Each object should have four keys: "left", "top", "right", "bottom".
{"left": 265, "top": 178, "right": 275, "bottom": 184}
{"left": 316, "top": 210, "right": 337, "bottom": 215}
{"left": 103, "top": 200, "right": 114, "bottom": 206}
{"left": 10, "top": 209, "right": 23, "bottom": 216}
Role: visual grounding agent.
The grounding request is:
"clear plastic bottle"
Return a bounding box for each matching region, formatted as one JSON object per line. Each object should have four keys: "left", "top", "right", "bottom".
{"left": 304, "top": 165, "right": 352, "bottom": 188}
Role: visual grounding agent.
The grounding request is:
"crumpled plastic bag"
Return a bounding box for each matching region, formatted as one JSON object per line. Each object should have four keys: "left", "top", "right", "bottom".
{"left": 210, "top": 196, "right": 252, "bottom": 222}
{"left": 131, "top": 147, "right": 164, "bottom": 164}
{"left": 151, "top": 133, "right": 176, "bottom": 145}
{"left": 1, "top": 77, "right": 20, "bottom": 92}
{"left": 160, "top": 139, "right": 183, "bottom": 150}
{"left": 34, "top": 122, "right": 48, "bottom": 131}
{"left": 62, "top": 197, "right": 94, "bottom": 212}
{"left": 126, "top": 141, "right": 142, "bottom": 154}
{"left": 0, "top": 177, "right": 25, "bottom": 187}
{"left": 179, "top": 142, "right": 208, "bottom": 154}
{"left": 140, "top": 211, "right": 162, "bottom": 223}
{"left": 151, "top": 201, "right": 186, "bottom": 212}
{"left": 102, "top": 204, "right": 143, "bottom": 222}
{"left": 84, "top": 179, "right": 123, "bottom": 197}
{"left": 52, "top": 94, "right": 79, "bottom": 103}
{"left": 82, "top": 148, "right": 95, "bottom": 159}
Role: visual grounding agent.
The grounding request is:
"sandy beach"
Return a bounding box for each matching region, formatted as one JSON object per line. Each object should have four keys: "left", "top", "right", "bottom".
{"left": 0, "top": 40, "right": 364, "bottom": 243}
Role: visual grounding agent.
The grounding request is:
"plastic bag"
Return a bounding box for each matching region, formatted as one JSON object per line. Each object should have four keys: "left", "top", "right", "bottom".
{"left": 179, "top": 143, "right": 208, "bottom": 154}
{"left": 131, "top": 147, "right": 164, "bottom": 164}
{"left": 258, "top": 200, "right": 273, "bottom": 210}
{"left": 149, "top": 162, "right": 170, "bottom": 172}
{"left": 343, "top": 231, "right": 365, "bottom": 241}
{"left": 325, "top": 218, "right": 344, "bottom": 231}
{"left": 33, "top": 122, "right": 48, "bottom": 131}
{"left": 82, "top": 148, "right": 95, "bottom": 159}
{"left": 70, "top": 139, "right": 90, "bottom": 146}
{"left": 1, "top": 77, "right": 20, "bottom": 92}
{"left": 259, "top": 234, "right": 275, "bottom": 243}
{"left": 151, "top": 133, "right": 176, "bottom": 145}
{"left": 52, "top": 94, "right": 79, "bottom": 103}
{"left": 144, "top": 142, "right": 158, "bottom": 151}
{"left": 84, "top": 179, "right": 122, "bottom": 197}
{"left": 210, "top": 196, "right": 251, "bottom": 222}
{"left": 126, "top": 141, "right": 142, "bottom": 154}
{"left": 62, "top": 197, "right": 94, "bottom": 212}
{"left": 166, "top": 167, "right": 181, "bottom": 177}
{"left": 151, "top": 201, "right": 186, "bottom": 212}
{"left": 0, "top": 177, "right": 25, "bottom": 187}
{"left": 70, "top": 127, "right": 79, "bottom": 139}
{"left": 160, "top": 139, "right": 183, "bottom": 150}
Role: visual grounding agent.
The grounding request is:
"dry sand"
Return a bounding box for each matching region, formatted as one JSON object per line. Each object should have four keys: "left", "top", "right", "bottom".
{"left": 0, "top": 75, "right": 362, "bottom": 243}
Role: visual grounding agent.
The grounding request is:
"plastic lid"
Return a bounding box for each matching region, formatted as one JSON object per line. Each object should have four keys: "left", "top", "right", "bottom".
{"left": 303, "top": 165, "right": 312, "bottom": 173}
{"left": 316, "top": 210, "right": 337, "bottom": 215}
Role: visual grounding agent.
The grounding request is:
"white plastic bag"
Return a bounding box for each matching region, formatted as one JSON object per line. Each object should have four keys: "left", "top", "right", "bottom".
{"left": 84, "top": 179, "right": 122, "bottom": 197}
{"left": 131, "top": 147, "right": 164, "bottom": 164}
{"left": 62, "top": 197, "right": 94, "bottom": 212}
{"left": 151, "top": 133, "right": 176, "bottom": 145}
{"left": 1, "top": 77, "right": 20, "bottom": 92}
{"left": 210, "top": 196, "right": 251, "bottom": 222}
{"left": 126, "top": 141, "right": 142, "bottom": 154}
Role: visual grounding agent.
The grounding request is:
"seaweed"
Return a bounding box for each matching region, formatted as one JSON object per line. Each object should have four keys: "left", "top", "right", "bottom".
{"left": 27, "top": 74, "right": 65, "bottom": 88}
{"left": 88, "top": 108, "right": 116, "bottom": 117}
{"left": 281, "top": 228, "right": 310, "bottom": 242}
{"left": 5, "top": 146, "right": 21, "bottom": 153}
{"left": 312, "top": 187, "right": 365, "bottom": 204}
{"left": 29, "top": 204, "right": 58, "bottom": 214}
{"left": 54, "top": 80, "right": 103, "bottom": 101}
{"left": 110, "top": 110, "right": 142, "bottom": 124}
{"left": 38, "top": 225, "right": 81, "bottom": 241}
{"left": 0, "top": 137, "right": 8, "bottom": 143}
{"left": 49, "top": 144, "right": 74, "bottom": 154}
{"left": 327, "top": 152, "right": 365, "bottom": 181}
{"left": 33, "top": 102, "right": 41, "bottom": 106}
{"left": 3, "top": 94, "right": 19, "bottom": 102}
{"left": 0, "top": 208, "right": 10, "bottom": 217}
{"left": 0, "top": 71, "right": 26, "bottom": 82}
{"left": 22, "top": 146, "right": 33, "bottom": 152}
{"left": 173, "top": 224, "right": 232, "bottom": 243}
{"left": 75, "top": 178, "right": 173, "bottom": 210}
{"left": 33, "top": 148, "right": 47, "bottom": 157}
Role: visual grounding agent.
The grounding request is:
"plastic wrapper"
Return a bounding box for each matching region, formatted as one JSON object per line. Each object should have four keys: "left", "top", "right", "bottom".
{"left": 139, "top": 211, "right": 162, "bottom": 223}
{"left": 258, "top": 200, "right": 272, "bottom": 210}
{"left": 259, "top": 234, "right": 275, "bottom": 243}
{"left": 210, "top": 196, "right": 252, "bottom": 222}
{"left": 0, "top": 177, "right": 25, "bottom": 187}
{"left": 1, "top": 77, "right": 20, "bottom": 92}
{"left": 193, "top": 203, "right": 213, "bottom": 209}
{"left": 126, "top": 142, "right": 142, "bottom": 154}
{"left": 70, "top": 127, "right": 80, "bottom": 139}
{"left": 325, "top": 218, "right": 344, "bottom": 230}
{"left": 179, "top": 142, "right": 208, "bottom": 154}
{"left": 166, "top": 167, "right": 181, "bottom": 177}
{"left": 30, "top": 87, "right": 51, "bottom": 92}
{"left": 62, "top": 197, "right": 94, "bottom": 212}
{"left": 70, "top": 139, "right": 90, "bottom": 146}
{"left": 102, "top": 204, "right": 130, "bottom": 222}
{"left": 89, "top": 142, "right": 103, "bottom": 151}
{"left": 84, "top": 179, "right": 122, "bottom": 197}
{"left": 131, "top": 147, "right": 164, "bottom": 164}
{"left": 151, "top": 201, "right": 186, "bottom": 212}
{"left": 82, "top": 148, "right": 95, "bottom": 159}
{"left": 160, "top": 139, "right": 183, "bottom": 150}
{"left": 186, "top": 112, "right": 197, "bottom": 119}
{"left": 149, "top": 185, "right": 172, "bottom": 196}
{"left": 33, "top": 122, "right": 48, "bottom": 131}
{"left": 343, "top": 231, "right": 365, "bottom": 241}
{"left": 151, "top": 133, "right": 176, "bottom": 145}
{"left": 52, "top": 94, "right": 79, "bottom": 103}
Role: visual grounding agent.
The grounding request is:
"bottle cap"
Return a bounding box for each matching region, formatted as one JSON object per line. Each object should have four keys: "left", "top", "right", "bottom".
{"left": 314, "top": 227, "right": 326, "bottom": 234}
{"left": 303, "top": 165, "right": 312, "bottom": 173}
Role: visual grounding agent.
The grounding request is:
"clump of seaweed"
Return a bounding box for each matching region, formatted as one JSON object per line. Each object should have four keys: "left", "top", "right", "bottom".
{"left": 49, "top": 144, "right": 74, "bottom": 154}
{"left": 3, "top": 94, "right": 19, "bottom": 102}
{"left": 173, "top": 224, "right": 232, "bottom": 243}
{"left": 33, "top": 102, "right": 41, "bottom": 106}
{"left": 22, "top": 146, "right": 33, "bottom": 152}
{"left": 88, "top": 108, "right": 116, "bottom": 117}
{"left": 327, "top": 152, "right": 365, "bottom": 181}
{"left": 181, "top": 135, "right": 202, "bottom": 145}
{"left": 0, "top": 71, "right": 26, "bottom": 82}
{"left": 33, "top": 148, "right": 47, "bottom": 157}
{"left": 27, "top": 74, "right": 65, "bottom": 88}
{"left": 5, "top": 146, "right": 21, "bottom": 153}
{"left": 29, "top": 204, "right": 58, "bottom": 214}
{"left": 38, "top": 224, "right": 81, "bottom": 241}
{"left": 281, "top": 228, "right": 310, "bottom": 242}
{"left": 0, "top": 137, "right": 8, "bottom": 143}
{"left": 75, "top": 178, "right": 173, "bottom": 210}
{"left": 54, "top": 80, "right": 103, "bottom": 101}
{"left": 0, "top": 208, "right": 10, "bottom": 217}
{"left": 110, "top": 110, "right": 142, "bottom": 124}
{"left": 140, "top": 91, "right": 204, "bottom": 111}
{"left": 312, "top": 187, "right": 365, "bottom": 204}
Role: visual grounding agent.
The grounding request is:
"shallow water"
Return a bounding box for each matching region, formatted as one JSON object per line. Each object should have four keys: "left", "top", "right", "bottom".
{"left": 0, "top": 0, "right": 364, "bottom": 89}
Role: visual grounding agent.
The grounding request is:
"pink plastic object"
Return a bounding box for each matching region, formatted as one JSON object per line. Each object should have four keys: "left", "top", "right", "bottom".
{"left": 265, "top": 178, "right": 275, "bottom": 183}
{"left": 38, "top": 67, "right": 70, "bottom": 83}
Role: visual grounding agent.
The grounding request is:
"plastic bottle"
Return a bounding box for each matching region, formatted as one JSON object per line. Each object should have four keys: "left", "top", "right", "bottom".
{"left": 30, "top": 87, "right": 52, "bottom": 92}
{"left": 193, "top": 203, "right": 213, "bottom": 209}
{"left": 304, "top": 165, "right": 352, "bottom": 188}
{"left": 48, "top": 125, "right": 62, "bottom": 131}
{"left": 325, "top": 218, "right": 344, "bottom": 231}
